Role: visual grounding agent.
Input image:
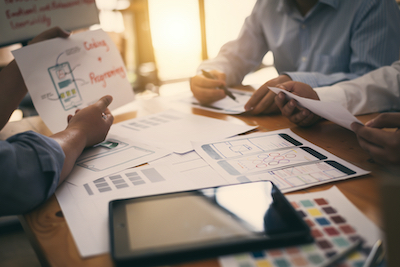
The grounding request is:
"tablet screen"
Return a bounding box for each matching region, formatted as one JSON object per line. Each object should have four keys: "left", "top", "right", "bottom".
{"left": 110, "top": 181, "right": 311, "bottom": 266}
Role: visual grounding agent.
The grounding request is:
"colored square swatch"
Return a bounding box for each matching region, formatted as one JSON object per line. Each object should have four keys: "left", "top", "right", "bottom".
{"left": 322, "top": 206, "right": 337, "bottom": 214}
{"left": 256, "top": 260, "right": 272, "bottom": 267}
{"left": 331, "top": 215, "right": 346, "bottom": 224}
{"left": 323, "top": 226, "right": 340, "bottom": 236}
{"left": 307, "top": 208, "right": 322, "bottom": 216}
{"left": 316, "top": 239, "right": 333, "bottom": 249}
{"left": 314, "top": 198, "right": 328, "bottom": 205}
{"left": 340, "top": 225, "right": 356, "bottom": 234}
{"left": 332, "top": 237, "right": 350, "bottom": 247}
{"left": 300, "top": 200, "right": 314, "bottom": 207}
{"left": 315, "top": 217, "right": 331, "bottom": 226}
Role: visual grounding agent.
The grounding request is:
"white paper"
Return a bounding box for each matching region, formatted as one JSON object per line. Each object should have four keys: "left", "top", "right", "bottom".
{"left": 194, "top": 129, "right": 369, "bottom": 193}
{"left": 220, "top": 186, "right": 382, "bottom": 267}
{"left": 112, "top": 109, "right": 257, "bottom": 154}
{"left": 56, "top": 155, "right": 228, "bottom": 257}
{"left": 57, "top": 130, "right": 370, "bottom": 258}
{"left": 269, "top": 87, "right": 363, "bottom": 130}
{"left": 12, "top": 29, "right": 135, "bottom": 133}
{"left": 0, "top": 0, "right": 99, "bottom": 46}
{"left": 179, "top": 89, "right": 252, "bottom": 114}
{"left": 65, "top": 125, "right": 171, "bottom": 186}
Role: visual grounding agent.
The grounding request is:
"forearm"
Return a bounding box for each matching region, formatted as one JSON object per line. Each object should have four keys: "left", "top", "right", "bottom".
{"left": 315, "top": 62, "right": 400, "bottom": 115}
{"left": 50, "top": 127, "right": 87, "bottom": 183}
{"left": 0, "top": 60, "right": 28, "bottom": 129}
{"left": 0, "top": 132, "right": 64, "bottom": 216}
{"left": 284, "top": 71, "right": 359, "bottom": 88}
{"left": 198, "top": 1, "right": 268, "bottom": 86}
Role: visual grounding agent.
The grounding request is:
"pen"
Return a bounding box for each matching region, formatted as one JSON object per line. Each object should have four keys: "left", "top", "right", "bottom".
{"left": 201, "top": 69, "right": 237, "bottom": 102}
{"left": 320, "top": 239, "right": 362, "bottom": 267}
{"left": 362, "top": 239, "right": 384, "bottom": 267}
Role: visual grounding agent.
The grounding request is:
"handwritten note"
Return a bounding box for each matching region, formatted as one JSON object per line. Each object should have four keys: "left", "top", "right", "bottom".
{"left": 0, "top": 0, "right": 99, "bottom": 46}
{"left": 12, "top": 29, "right": 135, "bottom": 133}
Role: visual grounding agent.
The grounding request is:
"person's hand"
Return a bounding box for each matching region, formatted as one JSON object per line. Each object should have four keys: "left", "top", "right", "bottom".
{"left": 66, "top": 95, "right": 114, "bottom": 147}
{"left": 190, "top": 70, "right": 227, "bottom": 105}
{"left": 351, "top": 113, "right": 400, "bottom": 165}
{"left": 274, "top": 81, "right": 321, "bottom": 127}
{"left": 28, "top": 27, "right": 70, "bottom": 45}
{"left": 244, "top": 74, "right": 292, "bottom": 115}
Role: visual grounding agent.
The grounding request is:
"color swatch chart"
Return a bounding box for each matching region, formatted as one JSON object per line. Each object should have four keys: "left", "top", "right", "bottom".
{"left": 219, "top": 187, "right": 382, "bottom": 267}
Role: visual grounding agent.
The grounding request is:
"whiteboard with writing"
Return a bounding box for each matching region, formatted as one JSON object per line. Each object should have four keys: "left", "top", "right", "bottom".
{"left": 12, "top": 29, "right": 135, "bottom": 133}
{"left": 0, "top": 0, "right": 99, "bottom": 47}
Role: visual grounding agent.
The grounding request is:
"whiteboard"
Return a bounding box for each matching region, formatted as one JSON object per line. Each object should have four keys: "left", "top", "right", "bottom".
{"left": 0, "top": 0, "right": 100, "bottom": 47}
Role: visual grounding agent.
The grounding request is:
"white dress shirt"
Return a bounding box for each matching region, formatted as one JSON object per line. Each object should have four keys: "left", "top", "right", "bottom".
{"left": 316, "top": 61, "right": 400, "bottom": 115}
{"left": 198, "top": 0, "right": 400, "bottom": 88}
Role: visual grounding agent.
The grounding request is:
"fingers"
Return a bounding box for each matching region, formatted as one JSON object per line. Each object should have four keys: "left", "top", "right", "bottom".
{"left": 275, "top": 92, "right": 319, "bottom": 126}
{"left": 96, "top": 95, "right": 114, "bottom": 123}
{"left": 365, "top": 113, "right": 400, "bottom": 128}
{"left": 351, "top": 123, "right": 390, "bottom": 149}
{"left": 244, "top": 85, "right": 274, "bottom": 113}
{"left": 190, "top": 76, "right": 226, "bottom": 105}
{"left": 29, "top": 27, "right": 70, "bottom": 45}
{"left": 96, "top": 95, "right": 113, "bottom": 111}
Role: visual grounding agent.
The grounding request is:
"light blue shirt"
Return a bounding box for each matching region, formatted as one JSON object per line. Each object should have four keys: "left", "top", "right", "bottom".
{"left": 0, "top": 131, "right": 64, "bottom": 216}
{"left": 199, "top": 0, "right": 400, "bottom": 88}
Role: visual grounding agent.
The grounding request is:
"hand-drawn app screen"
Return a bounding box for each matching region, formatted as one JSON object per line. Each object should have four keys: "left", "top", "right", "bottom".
{"left": 48, "top": 62, "right": 82, "bottom": 110}
{"left": 201, "top": 133, "right": 303, "bottom": 160}
{"left": 218, "top": 147, "right": 327, "bottom": 175}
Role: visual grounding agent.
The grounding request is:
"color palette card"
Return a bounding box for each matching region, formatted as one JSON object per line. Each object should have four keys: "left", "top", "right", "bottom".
{"left": 219, "top": 186, "right": 382, "bottom": 267}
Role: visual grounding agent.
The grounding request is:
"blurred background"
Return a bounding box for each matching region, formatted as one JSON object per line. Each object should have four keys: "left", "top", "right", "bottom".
{"left": 0, "top": 0, "right": 273, "bottom": 120}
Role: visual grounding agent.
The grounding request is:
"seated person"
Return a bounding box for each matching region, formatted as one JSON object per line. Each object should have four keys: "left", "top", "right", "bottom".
{"left": 274, "top": 60, "right": 400, "bottom": 165}
{"left": 190, "top": 0, "right": 400, "bottom": 115}
{"left": 0, "top": 27, "right": 114, "bottom": 216}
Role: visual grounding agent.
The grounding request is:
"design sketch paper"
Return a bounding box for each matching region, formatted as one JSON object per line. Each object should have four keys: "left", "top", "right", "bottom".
{"left": 179, "top": 89, "right": 252, "bottom": 114}
{"left": 57, "top": 129, "right": 367, "bottom": 258}
{"left": 269, "top": 87, "right": 362, "bottom": 130}
{"left": 56, "top": 157, "right": 228, "bottom": 257}
{"left": 65, "top": 126, "right": 171, "bottom": 186}
{"left": 220, "top": 186, "right": 382, "bottom": 267}
{"left": 194, "top": 129, "right": 369, "bottom": 193}
{"left": 112, "top": 109, "right": 257, "bottom": 154}
{"left": 12, "top": 29, "right": 135, "bottom": 133}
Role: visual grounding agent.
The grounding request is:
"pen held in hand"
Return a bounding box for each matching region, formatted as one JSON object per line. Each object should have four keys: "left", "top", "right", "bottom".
{"left": 201, "top": 69, "right": 237, "bottom": 102}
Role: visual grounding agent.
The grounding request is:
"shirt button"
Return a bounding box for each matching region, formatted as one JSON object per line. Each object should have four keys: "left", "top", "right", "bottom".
{"left": 301, "top": 24, "right": 306, "bottom": 29}
{"left": 302, "top": 57, "right": 307, "bottom": 62}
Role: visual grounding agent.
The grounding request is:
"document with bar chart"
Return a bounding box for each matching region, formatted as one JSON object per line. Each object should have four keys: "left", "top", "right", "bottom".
{"left": 56, "top": 154, "right": 228, "bottom": 257}
{"left": 66, "top": 128, "right": 171, "bottom": 186}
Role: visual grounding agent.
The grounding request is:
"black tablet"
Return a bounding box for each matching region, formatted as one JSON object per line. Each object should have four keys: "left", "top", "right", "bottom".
{"left": 109, "top": 181, "right": 313, "bottom": 267}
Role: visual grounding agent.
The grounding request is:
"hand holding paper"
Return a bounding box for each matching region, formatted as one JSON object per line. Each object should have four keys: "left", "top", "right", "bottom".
{"left": 270, "top": 86, "right": 363, "bottom": 130}
{"left": 12, "top": 29, "right": 135, "bottom": 133}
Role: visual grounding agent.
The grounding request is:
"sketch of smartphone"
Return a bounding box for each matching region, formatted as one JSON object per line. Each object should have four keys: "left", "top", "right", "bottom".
{"left": 217, "top": 146, "right": 327, "bottom": 175}
{"left": 48, "top": 62, "right": 83, "bottom": 111}
{"left": 233, "top": 160, "right": 356, "bottom": 189}
{"left": 201, "top": 133, "right": 303, "bottom": 160}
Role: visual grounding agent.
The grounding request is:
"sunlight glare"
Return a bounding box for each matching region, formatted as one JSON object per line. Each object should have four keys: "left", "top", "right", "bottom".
{"left": 148, "top": 0, "right": 202, "bottom": 81}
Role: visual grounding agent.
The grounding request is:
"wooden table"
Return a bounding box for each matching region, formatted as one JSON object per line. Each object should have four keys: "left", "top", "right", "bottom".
{"left": 1, "top": 87, "right": 397, "bottom": 267}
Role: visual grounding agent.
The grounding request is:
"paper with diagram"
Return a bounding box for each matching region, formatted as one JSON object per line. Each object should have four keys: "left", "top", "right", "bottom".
{"left": 193, "top": 129, "right": 369, "bottom": 193}
{"left": 57, "top": 129, "right": 369, "bottom": 258}
{"left": 12, "top": 29, "right": 135, "bottom": 133}
{"left": 112, "top": 109, "right": 257, "bottom": 154}
{"left": 65, "top": 125, "right": 171, "bottom": 186}
{"left": 56, "top": 154, "right": 228, "bottom": 257}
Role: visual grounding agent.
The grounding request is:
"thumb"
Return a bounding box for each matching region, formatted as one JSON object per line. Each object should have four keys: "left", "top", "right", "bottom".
{"left": 96, "top": 95, "right": 113, "bottom": 111}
